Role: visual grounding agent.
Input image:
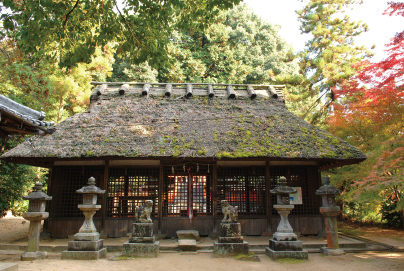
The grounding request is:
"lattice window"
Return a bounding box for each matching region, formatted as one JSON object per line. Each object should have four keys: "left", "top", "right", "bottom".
{"left": 270, "top": 166, "right": 321, "bottom": 216}
{"left": 50, "top": 166, "right": 104, "bottom": 218}
{"left": 162, "top": 165, "right": 212, "bottom": 217}
{"left": 106, "top": 167, "right": 159, "bottom": 218}
{"left": 217, "top": 167, "right": 266, "bottom": 216}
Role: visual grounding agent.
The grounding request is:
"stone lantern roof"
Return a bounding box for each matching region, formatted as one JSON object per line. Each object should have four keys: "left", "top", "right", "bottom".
{"left": 22, "top": 182, "right": 52, "bottom": 201}
{"left": 76, "top": 177, "right": 105, "bottom": 194}
{"left": 315, "top": 176, "right": 341, "bottom": 195}
{"left": 270, "top": 176, "right": 297, "bottom": 195}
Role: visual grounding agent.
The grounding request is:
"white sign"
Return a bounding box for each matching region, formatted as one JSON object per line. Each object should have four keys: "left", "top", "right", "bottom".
{"left": 289, "top": 187, "right": 302, "bottom": 205}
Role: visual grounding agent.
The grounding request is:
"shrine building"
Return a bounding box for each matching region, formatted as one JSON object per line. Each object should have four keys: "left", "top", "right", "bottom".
{"left": 1, "top": 83, "right": 366, "bottom": 238}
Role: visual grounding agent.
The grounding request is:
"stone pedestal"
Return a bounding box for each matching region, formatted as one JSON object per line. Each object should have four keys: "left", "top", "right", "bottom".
{"left": 122, "top": 222, "right": 159, "bottom": 257}
{"left": 122, "top": 242, "right": 160, "bottom": 257}
{"left": 21, "top": 212, "right": 49, "bottom": 261}
{"left": 214, "top": 222, "right": 249, "bottom": 257}
{"left": 61, "top": 205, "right": 107, "bottom": 260}
{"left": 320, "top": 206, "right": 346, "bottom": 256}
{"left": 176, "top": 230, "right": 200, "bottom": 241}
{"left": 266, "top": 205, "right": 308, "bottom": 260}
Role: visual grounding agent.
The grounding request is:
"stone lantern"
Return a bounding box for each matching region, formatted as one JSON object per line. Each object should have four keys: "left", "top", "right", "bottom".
{"left": 316, "top": 175, "right": 346, "bottom": 256}
{"left": 21, "top": 182, "right": 52, "bottom": 261}
{"left": 61, "top": 177, "right": 106, "bottom": 260}
{"left": 266, "top": 176, "right": 308, "bottom": 260}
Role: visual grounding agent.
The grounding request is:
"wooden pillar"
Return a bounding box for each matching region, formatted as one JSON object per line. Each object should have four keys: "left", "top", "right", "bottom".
{"left": 158, "top": 164, "right": 164, "bottom": 234}
{"left": 265, "top": 161, "right": 272, "bottom": 233}
{"left": 212, "top": 163, "right": 218, "bottom": 232}
{"left": 101, "top": 160, "right": 109, "bottom": 234}
{"left": 317, "top": 164, "right": 325, "bottom": 231}
{"left": 44, "top": 162, "right": 54, "bottom": 232}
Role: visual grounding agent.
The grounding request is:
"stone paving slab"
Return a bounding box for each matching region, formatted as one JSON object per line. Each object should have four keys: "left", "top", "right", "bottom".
{"left": 0, "top": 263, "right": 18, "bottom": 271}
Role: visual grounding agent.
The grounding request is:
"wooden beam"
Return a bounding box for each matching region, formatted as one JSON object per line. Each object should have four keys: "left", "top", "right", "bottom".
{"left": 226, "top": 85, "right": 236, "bottom": 99}
{"left": 186, "top": 84, "right": 193, "bottom": 98}
{"left": 44, "top": 162, "right": 54, "bottom": 233}
{"left": 158, "top": 163, "right": 164, "bottom": 233}
{"left": 1, "top": 126, "right": 37, "bottom": 135}
{"left": 207, "top": 85, "right": 214, "bottom": 98}
{"left": 142, "top": 83, "right": 151, "bottom": 96}
{"left": 90, "top": 81, "right": 286, "bottom": 88}
{"left": 212, "top": 163, "right": 218, "bottom": 233}
{"left": 165, "top": 84, "right": 172, "bottom": 97}
{"left": 268, "top": 86, "right": 278, "bottom": 98}
{"left": 265, "top": 160, "right": 272, "bottom": 233}
{"left": 101, "top": 160, "right": 109, "bottom": 235}
{"left": 97, "top": 84, "right": 108, "bottom": 96}
{"left": 119, "top": 84, "right": 129, "bottom": 95}
{"left": 247, "top": 85, "right": 257, "bottom": 100}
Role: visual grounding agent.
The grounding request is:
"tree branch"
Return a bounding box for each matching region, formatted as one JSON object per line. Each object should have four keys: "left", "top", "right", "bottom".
{"left": 113, "top": 0, "right": 140, "bottom": 45}
{"left": 63, "top": 0, "right": 80, "bottom": 29}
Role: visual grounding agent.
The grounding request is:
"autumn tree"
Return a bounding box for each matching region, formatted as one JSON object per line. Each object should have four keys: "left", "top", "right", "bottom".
{"left": 327, "top": 1, "right": 404, "bottom": 226}
{"left": 282, "top": 0, "right": 372, "bottom": 124}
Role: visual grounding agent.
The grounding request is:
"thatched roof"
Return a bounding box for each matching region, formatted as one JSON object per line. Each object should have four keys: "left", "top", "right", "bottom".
{"left": 1, "top": 83, "right": 366, "bottom": 169}
{"left": 0, "top": 94, "right": 55, "bottom": 137}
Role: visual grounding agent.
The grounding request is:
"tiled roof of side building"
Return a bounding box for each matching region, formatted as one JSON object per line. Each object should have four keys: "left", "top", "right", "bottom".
{"left": 0, "top": 94, "right": 55, "bottom": 137}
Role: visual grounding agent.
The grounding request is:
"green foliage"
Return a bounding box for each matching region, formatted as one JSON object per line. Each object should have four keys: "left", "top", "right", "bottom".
{"left": 0, "top": 38, "right": 114, "bottom": 123}
{"left": 380, "top": 195, "right": 403, "bottom": 228}
{"left": 0, "top": 138, "right": 45, "bottom": 217}
{"left": 1, "top": 0, "right": 241, "bottom": 69}
{"left": 280, "top": 0, "right": 371, "bottom": 124}
{"left": 0, "top": 35, "right": 113, "bottom": 216}
{"left": 110, "top": 4, "right": 299, "bottom": 84}
{"left": 110, "top": 59, "right": 158, "bottom": 82}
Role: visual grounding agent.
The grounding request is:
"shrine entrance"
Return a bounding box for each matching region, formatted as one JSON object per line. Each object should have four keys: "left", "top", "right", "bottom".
{"left": 163, "top": 165, "right": 212, "bottom": 218}
{"left": 161, "top": 165, "right": 214, "bottom": 236}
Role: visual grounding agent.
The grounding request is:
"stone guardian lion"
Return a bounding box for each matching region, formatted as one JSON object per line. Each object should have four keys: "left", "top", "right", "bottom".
{"left": 221, "top": 200, "right": 238, "bottom": 223}
{"left": 136, "top": 200, "right": 153, "bottom": 223}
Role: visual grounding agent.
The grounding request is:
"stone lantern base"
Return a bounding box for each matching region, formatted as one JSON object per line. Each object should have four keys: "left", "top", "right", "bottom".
{"left": 61, "top": 233, "right": 107, "bottom": 260}
{"left": 265, "top": 247, "right": 308, "bottom": 260}
{"left": 266, "top": 204, "right": 308, "bottom": 261}
{"left": 213, "top": 222, "right": 249, "bottom": 257}
{"left": 320, "top": 247, "right": 346, "bottom": 256}
{"left": 21, "top": 251, "right": 48, "bottom": 261}
{"left": 266, "top": 239, "right": 308, "bottom": 260}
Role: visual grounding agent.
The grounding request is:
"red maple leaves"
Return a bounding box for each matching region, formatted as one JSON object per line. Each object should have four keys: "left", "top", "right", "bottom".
{"left": 328, "top": 2, "right": 404, "bottom": 202}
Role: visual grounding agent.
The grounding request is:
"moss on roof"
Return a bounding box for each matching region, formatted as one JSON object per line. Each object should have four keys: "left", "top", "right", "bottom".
{"left": 1, "top": 85, "right": 365, "bottom": 163}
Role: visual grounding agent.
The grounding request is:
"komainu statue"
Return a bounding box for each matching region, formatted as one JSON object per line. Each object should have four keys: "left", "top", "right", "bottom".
{"left": 221, "top": 200, "right": 238, "bottom": 223}
{"left": 136, "top": 200, "right": 153, "bottom": 223}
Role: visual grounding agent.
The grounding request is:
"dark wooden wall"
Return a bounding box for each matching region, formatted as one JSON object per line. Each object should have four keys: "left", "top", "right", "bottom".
{"left": 47, "top": 163, "right": 323, "bottom": 238}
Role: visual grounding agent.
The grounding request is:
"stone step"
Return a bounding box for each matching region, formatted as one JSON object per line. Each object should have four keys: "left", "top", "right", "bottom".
{"left": 178, "top": 239, "right": 197, "bottom": 252}
{"left": 176, "top": 230, "right": 200, "bottom": 241}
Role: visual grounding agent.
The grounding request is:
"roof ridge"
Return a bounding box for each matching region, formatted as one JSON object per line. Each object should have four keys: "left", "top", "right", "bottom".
{"left": 90, "top": 82, "right": 286, "bottom": 102}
